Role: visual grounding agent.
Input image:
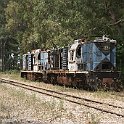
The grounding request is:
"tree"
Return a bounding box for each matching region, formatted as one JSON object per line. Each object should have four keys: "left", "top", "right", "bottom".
{"left": 3, "top": 0, "right": 124, "bottom": 72}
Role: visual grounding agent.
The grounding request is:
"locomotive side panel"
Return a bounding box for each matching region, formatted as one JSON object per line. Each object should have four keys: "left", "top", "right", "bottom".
{"left": 22, "top": 54, "right": 28, "bottom": 71}
{"left": 50, "top": 50, "right": 60, "bottom": 69}
{"left": 93, "top": 41, "right": 116, "bottom": 71}
{"left": 62, "top": 47, "right": 68, "bottom": 70}
{"left": 33, "top": 49, "right": 41, "bottom": 71}
{"left": 82, "top": 42, "right": 93, "bottom": 71}
{"left": 27, "top": 52, "right": 33, "bottom": 71}
{"left": 40, "top": 51, "right": 49, "bottom": 70}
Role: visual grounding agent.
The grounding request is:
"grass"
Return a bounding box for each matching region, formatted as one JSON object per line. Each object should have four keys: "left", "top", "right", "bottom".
{"left": 0, "top": 70, "right": 21, "bottom": 81}
{"left": 1, "top": 74, "right": 123, "bottom": 103}
{"left": 1, "top": 70, "right": 124, "bottom": 102}
{"left": 0, "top": 70, "right": 78, "bottom": 93}
{"left": 0, "top": 82, "right": 101, "bottom": 123}
{"left": 85, "top": 112, "right": 100, "bottom": 124}
{"left": 0, "top": 84, "right": 66, "bottom": 122}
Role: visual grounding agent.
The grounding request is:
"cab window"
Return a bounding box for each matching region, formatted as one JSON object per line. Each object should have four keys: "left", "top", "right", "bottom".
{"left": 76, "top": 45, "right": 81, "bottom": 58}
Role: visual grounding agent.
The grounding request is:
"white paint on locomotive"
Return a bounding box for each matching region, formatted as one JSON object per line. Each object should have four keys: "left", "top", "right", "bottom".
{"left": 68, "top": 39, "right": 85, "bottom": 72}
{"left": 33, "top": 49, "right": 41, "bottom": 71}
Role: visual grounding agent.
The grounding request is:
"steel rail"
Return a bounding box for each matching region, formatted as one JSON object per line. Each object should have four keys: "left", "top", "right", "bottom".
{"left": 0, "top": 78, "right": 123, "bottom": 109}
{"left": 0, "top": 78, "right": 124, "bottom": 118}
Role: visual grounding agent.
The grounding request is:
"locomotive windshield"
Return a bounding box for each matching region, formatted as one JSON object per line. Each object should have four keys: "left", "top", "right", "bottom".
{"left": 76, "top": 45, "right": 81, "bottom": 58}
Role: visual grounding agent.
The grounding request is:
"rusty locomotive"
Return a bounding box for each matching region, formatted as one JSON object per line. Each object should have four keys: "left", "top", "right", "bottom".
{"left": 21, "top": 36, "right": 122, "bottom": 90}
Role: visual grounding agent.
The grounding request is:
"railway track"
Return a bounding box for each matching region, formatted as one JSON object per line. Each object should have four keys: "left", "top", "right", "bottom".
{"left": 0, "top": 78, "right": 124, "bottom": 118}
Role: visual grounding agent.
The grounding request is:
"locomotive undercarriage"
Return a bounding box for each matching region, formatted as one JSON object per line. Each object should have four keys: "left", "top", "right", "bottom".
{"left": 21, "top": 71, "right": 87, "bottom": 88}
{"left": 86, "top": 71, "right": 122, "bottom": 91}
{"left": 21, "top": 71, "right": 43, "bottom": 81}
{"left": 46, "top": 72, "right": 87, "bottom": 88}
{"left": 21, "top": 71, "right": 122, "bottom": 91}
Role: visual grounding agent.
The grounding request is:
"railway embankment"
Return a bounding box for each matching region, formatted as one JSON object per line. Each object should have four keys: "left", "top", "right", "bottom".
{"left": 0, "top": 71, "right": 124, "bottom": 124}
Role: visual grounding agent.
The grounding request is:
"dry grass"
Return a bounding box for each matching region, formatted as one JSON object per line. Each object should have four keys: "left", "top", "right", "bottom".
{"left": 0, "top": 84, "right": 67, "bottom": 122}
{"left": 1, "top": 71, "right": 124, "bottom": 102}
{"left": 0, "top": 81, "right": 100, "bottom": 124}
{"left": 0, "top": 71, "right": 82, "bottom": 95}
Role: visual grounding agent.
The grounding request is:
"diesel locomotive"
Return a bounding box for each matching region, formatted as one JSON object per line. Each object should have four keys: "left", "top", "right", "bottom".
{"left": 21, "top": 36, "right": 122, "bottom": 90}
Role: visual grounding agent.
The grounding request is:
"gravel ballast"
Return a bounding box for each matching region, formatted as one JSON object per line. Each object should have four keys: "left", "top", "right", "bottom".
{"left": 0, "top": 73, "right": 124, "bottom": 124}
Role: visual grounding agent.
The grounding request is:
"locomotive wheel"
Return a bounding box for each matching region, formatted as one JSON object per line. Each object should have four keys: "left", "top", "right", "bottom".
{"left": 51, "top": 77, "right": 55, "bottom": 85}
{"left": 88, "top": 82, "right": 98, "bottom": 91}
{"left": 47, "top": 74, "right": 57, "bottom": 85}
{"left": 112, "top": 81, "right": 123, "bottom": 91}
{"left": 71, "top": 82, "right": 79, "bottom": 88}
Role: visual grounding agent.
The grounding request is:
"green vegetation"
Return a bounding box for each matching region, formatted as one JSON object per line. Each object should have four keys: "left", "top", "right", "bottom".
{"left": 0, "top": 1, "right": 124, "bottom": 66}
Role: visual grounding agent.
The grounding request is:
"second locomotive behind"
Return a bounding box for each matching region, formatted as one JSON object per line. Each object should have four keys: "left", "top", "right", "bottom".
{"left": 21, "top": 36, "right": 122, "bottom": 90}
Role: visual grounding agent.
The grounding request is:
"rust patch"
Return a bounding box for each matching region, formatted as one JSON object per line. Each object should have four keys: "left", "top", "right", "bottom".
{"left": 57, "top": 76, "right": 72, "bottom": 85}
{"left": 102, "top": 78, "right": 112, "bottom": 86}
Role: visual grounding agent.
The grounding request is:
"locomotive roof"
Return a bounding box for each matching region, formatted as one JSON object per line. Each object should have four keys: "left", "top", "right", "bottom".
{"left": 70, "top": 39, "right": 85, "bottom": 50}
{"left": 82, "top": 36, "right": 116, "bottom": 44}
{"left": 93, "top": 36, "right": 116, "bottom": 43}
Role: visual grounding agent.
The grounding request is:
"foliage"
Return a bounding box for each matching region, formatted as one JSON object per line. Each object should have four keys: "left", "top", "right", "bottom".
{"left": 0, "top": 0, "right": 124, "bottom": 70}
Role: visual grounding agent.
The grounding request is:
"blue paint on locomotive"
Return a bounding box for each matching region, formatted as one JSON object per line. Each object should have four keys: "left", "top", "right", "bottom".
{"left": 82, "top": 42, "right": 93, "bottom": 71}
{"left": 111, "top": 48, "right": 116, "bottom": 67}
{"left": 23, "top": 54, "right": 28, "bottom": 70}
{"left": 92, "top": 43, "right": 102, "bottom": 70}
{"left": 82, "top": 42, "right": 116, "bottom": 71}
{"left": 40, "top": 51, "right": 49, "bottom": 70}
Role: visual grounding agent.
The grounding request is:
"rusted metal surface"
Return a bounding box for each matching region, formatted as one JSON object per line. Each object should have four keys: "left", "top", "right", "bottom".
{"left": 102, "top": 78, "right": 113, "bottom": 86}
{"left": 57, "top": 75, "right": 72, "bottom": 85}
{"left": 21, "top": 70, "right": 122, "bottom": 90}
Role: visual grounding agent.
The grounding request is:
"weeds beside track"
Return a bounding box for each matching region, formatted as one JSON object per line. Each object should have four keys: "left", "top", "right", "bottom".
{"left": 0, "top": 78, "right": 124, "bottom": 118}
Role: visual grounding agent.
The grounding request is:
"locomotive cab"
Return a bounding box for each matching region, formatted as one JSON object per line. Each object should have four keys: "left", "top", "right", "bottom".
{"left": 68, "top": 39, "right": 84, "bottom": 71}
